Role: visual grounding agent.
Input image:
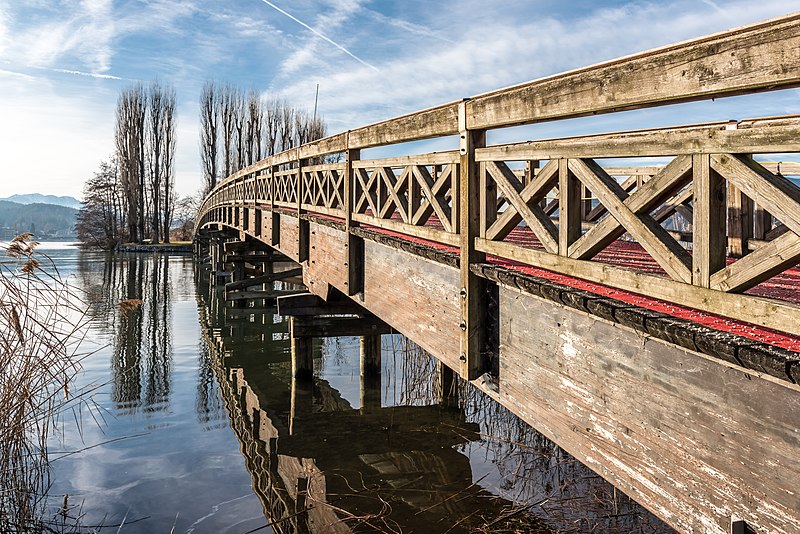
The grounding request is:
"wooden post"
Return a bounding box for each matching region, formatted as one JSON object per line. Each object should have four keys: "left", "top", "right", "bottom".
{"left": 693, "top": 154, "right": 727, "bottom": 287}
{"left": 297, "top": 151, "right": 310, "bottom": 263}
{"left": 479, "top": 161, "right": 497, "bottom": 238}
{"left": 344, "top": 132, "right": 364, "bottom": 295}
{"left": 359, "top": 335, "right": 381, "bottom": 412}
{"left": 290, "top": 317, "right": 313, "bottom": 381}
{"left": 753, "top": 203, "right": 773, "bottom": 240}
{"left": 458, "top": 100, "right": 488, "bottom": 380}
{"left": 270, "top": 165, "right": 280, "bottom": 247}
{"left": 559, "top": 158, "right": 582, "bottom": 254}
{"left": 581, "top": 184, "right": 593, "bottom": 220}
{"left": 727, "top": 182, "right": 753, "bottom": 258}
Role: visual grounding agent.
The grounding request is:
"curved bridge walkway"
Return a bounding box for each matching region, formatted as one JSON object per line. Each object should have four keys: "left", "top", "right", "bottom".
{"left": 195, "top": 14, "right": 800, "bottom": 534}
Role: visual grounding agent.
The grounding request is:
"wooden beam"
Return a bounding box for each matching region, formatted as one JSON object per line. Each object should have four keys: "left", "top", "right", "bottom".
{"left": 692, "top": 154, "right": 727, "bottom": 287}
{"left": 712, "top": 154, "right": 800, "bottom": 238}
{"left": 277, "top": 292, "right": 369, "bottom": 317}
{"left": 289, "top": 317, "right": 313, "bottom": 381}
{"left": 345, "top": 135, "right": 364, "bottom": 296}
{"left": 224, "top": 268, "right": 303, "bottom": 291}
{"left": 467, "top": 13, "right": 800, "bottom": 129}
{"left": 559, "top": 158, "right": 583, "bottom": 255}
{"left": 224, "top": 289, "right": 305, "bottom": 302}
{"left": 458, "top": 101, "right": 489, "bottom": 380}
{"left": 571, "top": 156, "right": 692, "bottom": 260}
{"left": 347, "top": 102, "right": 459, "bottom": 149}
{"left": 476, "top": 117, "right": 800, "bottom": 161}
{"left": 569, "top": 158, "right": 692, "bottom": 283}
{"left": 711, "top": 230, "right": 800, "bottom": 292}
{"left": 289, "top": 316, "right": 391, "bottom": 338}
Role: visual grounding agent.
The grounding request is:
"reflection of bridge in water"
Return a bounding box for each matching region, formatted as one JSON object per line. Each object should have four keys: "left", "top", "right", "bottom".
{"left": 198, "top": 284, "right": 516, "bottom": 533}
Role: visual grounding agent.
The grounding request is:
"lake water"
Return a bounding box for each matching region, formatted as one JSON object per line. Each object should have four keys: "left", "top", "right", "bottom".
{"left": 31, "top": 243, "right": 673, "bottom": 533}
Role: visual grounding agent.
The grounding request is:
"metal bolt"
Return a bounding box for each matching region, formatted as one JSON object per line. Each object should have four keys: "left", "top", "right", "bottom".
{"left": 459, "top": 353, "right": 467, "bottom": 362}
{"left": 459, "top": 321, "right": 467, "bottom": 330}
{"left": 460, "top": 287, "right": 467, "bottom": 298}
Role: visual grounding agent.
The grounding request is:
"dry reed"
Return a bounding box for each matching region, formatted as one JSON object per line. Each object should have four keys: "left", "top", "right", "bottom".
{"left": 0, "top": 234, "right": 90, "bottom": 532}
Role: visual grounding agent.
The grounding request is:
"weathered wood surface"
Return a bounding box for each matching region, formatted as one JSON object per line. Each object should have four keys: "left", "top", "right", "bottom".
{"left": 278, "top": 213, "right": 301, "bottom": 262}
{"left": 361, "top": 238, "right": 462, "bottom": 372}
{"left": 496, "top": 285, "right": 800, "bottom": 533}
{"left": 305, "top": 221, "right": 349, "bottom": 298}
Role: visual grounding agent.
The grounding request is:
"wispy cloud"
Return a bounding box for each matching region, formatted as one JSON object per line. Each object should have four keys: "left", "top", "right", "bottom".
{"left": 258, "top": 0, "right": 378, "bottom": 72}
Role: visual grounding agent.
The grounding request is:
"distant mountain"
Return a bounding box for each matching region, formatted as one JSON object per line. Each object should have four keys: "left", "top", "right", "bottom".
{"left": 1, "top": 194, "right": 82, "bottom": 209}
{"left": 0, "top": 200, "right": 78, "bottom": 239}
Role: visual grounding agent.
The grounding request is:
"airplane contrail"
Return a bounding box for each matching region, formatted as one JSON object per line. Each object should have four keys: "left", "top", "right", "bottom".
{"left": 52, "top": 68, "right": 122, "bottom": 80}
{"left": 259, "top": 0, "right": 379, "bottom": 72}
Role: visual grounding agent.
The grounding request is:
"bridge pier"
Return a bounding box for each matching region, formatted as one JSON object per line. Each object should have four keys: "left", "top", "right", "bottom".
{"left": 360, "top": 335, "right": 382, "bottom": 413}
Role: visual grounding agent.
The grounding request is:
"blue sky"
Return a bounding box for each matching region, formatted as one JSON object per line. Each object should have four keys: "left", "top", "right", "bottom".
{"left": 0, "top": 0, "right": 798, "bottom": 200}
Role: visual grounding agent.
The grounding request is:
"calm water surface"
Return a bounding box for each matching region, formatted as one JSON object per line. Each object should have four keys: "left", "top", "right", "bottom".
{"left": 37, "top": 243, "right": 673, "bottom": 533}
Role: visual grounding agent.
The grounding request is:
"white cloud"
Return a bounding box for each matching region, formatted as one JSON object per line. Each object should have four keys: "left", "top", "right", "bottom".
{"left": 0, "top": 0, "right": 115, "bottom": 76}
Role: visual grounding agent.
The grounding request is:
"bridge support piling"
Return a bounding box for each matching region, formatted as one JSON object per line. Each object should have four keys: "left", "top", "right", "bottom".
{"left": 289, "top": 317, "right": 314, "bottom": 381}
{"left": 360, "top": 335, "right": 382, "bottom": 413}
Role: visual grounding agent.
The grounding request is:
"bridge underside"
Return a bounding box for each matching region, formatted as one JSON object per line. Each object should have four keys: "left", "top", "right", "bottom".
{"left": 199, "top": 209, "right": 800, "bottom": 534}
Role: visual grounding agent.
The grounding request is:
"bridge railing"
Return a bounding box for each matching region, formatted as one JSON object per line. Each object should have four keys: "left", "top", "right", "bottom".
{"left": 197, "top": 13, "right": 800, "bottom": 366}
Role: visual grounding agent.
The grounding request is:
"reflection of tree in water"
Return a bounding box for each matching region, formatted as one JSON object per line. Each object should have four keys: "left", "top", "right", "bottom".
{"left": 75, "top": 252, "right": 174, "bottom": 414}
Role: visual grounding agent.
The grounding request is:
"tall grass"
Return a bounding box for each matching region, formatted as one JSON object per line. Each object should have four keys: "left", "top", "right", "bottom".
{"left": 0, "top": 234, "right": 89, "bottom": 532}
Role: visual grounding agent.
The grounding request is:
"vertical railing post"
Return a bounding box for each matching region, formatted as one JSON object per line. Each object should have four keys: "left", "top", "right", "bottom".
{"left": 269, "top": 163, "right": 279, "bottom": 247}
{"left": 692, "top": 154, "right": 727, "bottom": 287}
{"left": 458, "top": 100, "right": 488, "bottom": 381}
{"left": 727, "top": 180, "right": 753, "bottom": 258}
{"left": 559, "top": 158, "right": 582, "bottom": 255}
{"left": 296, "top": 148, "right": 309, "bottom": 263}
{"left": 345, "top": 132, "right": 364, "bottom": 295}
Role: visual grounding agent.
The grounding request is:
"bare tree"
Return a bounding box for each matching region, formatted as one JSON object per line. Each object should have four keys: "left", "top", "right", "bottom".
{"left": 199, "top": 81, "right": 219, "bottom": 194}
{"left": 148, "top": 82, "right": 165, "bottom": 243}
{"left": 76, "top": 159, "right": 124, "bottom": 249}
{"left": 115, "top": 84, "right": 146, "bottom": 243}
{"left": 161, "top": 86, "right": 177, "bottom": 243}
{"left": 263, "top": 95, "right": 281, "bottom": 157}
{"left": 233, "top": 89, "right": 245, "bottom": 171}
{"left": 245, "top": 89, "right": 263, "bottom": 166}
{"left": 219, "top": 83, "right": 237, "bottom": 178}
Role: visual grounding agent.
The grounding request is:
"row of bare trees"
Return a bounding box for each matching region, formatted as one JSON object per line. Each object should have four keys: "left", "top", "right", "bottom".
{"left": 77, "top": 82, "right": 177, "bottom": 248}
{"left": 115, "top": 81, "right": 177, "bottom": 244}
{"left": 200, "top": 81, "right": 326, "bottom": 194}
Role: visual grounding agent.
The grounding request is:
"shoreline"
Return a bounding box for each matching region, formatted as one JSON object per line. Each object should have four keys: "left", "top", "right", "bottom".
{"left": 115, "top": 243, "right": 193, "bottom": 253}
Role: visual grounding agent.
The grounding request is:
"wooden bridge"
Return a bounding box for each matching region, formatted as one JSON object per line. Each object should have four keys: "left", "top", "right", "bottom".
{"left": 195, "top": 14, "right": 800, "bottom": 534}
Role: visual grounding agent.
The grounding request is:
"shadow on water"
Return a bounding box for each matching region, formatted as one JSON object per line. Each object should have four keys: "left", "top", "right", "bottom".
{"left": 194, "top": 264, "right": 675, "bottom": 534}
